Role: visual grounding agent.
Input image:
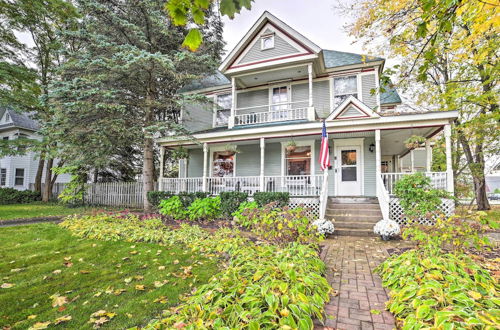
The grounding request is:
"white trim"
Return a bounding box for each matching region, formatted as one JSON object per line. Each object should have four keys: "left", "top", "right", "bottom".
{"left": 268, "top": 84, "right": 292, "bottom": 111}
{"left": 280, "top": 140, "right": 315, "bottom": 177}
{"left": 225, "top": 54, "right": 319, "bottom": 75}
{"left": 260, "top": 34, "right": 275, "bottom": 50}
{"left": 333, "top": 138, "right": 365, "bottom": 196}
{"left": 326, "top": 96, "right": 381, "bottom": 121}
{"left": 209, "top": 145, "right": 237, "bottom": 178}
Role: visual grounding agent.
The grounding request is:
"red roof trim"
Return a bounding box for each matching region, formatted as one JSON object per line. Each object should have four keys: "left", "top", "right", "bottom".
{"left": 333, "top": 102, "right": 371, "bottom": 120}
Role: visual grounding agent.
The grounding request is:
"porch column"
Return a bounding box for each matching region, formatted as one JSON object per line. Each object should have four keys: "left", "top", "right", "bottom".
{"left": 260, "top": 137, "right": 265, "bottom": 192}
{"left": 308, "top": 63, "right": 313, "bottom": 107}
{"left": 444, "top": 124, "right": 454, "bottom": 193}
{"left": 202, "top": 143, "right": 208, "bottom": 192}
{"left": 425, "top": 139, "right": 432, "bottom": 172}
{"left": 396, "top": 155, "right": 401, "bottom": 172}
{"left": 410, "top": 149, "right": 415, "bottom": 172}
{"left": 229, "top": 77, "right": 236, "bottom": 129}
{"left": 375, "top": 130, "right": 381, "bottom": 191}
{"left": 159, "top": 146, "right": 165, "bottom": 191}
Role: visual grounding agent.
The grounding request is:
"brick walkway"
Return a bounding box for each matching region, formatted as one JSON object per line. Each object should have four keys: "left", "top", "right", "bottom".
{"left": 316, "top": 236, "right": 414, "bottom": 330}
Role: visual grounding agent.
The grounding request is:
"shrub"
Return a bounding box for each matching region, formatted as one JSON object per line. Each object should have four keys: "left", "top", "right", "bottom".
{"left": 146, "top": 191, "right": 173, "bottom": 208}
{"left": 253, "top": 191, "right": 290, "bottom": 207}
{"left": 0, "top": 187, "right": 40, "bottom": 204}
{"left": 187, "top": 196, "right": 221, "bottom": 221}
{"left": 376, "top": 250, "right": 499, "bottom": 328}
{"left": 312, "top": 219, "right": 335, "bottom": 236}
{"left": 393, "top": 173, "right": 450, "bottom": 222}
{"left": 373, "top": 219, "right": 401, "bottom": 240}
{"left": 219, "top": 191, "right": 248, "bottom": 217}
{"left": 159, "top": 196, "right": 187, "bottom": 220}
{"left": 177, "top": 192, "right": 210, "bottom": 207}
{"left": 232, "top": 201, "right": 259, "bottom": 227}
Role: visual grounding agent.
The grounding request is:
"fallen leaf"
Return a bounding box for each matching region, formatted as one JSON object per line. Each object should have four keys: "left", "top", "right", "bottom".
{"left": 51, "top": 294, "right": 68, "bottom": 307}
{"left": 93, "top": 292, "right": 102, "bottom": 297}
{"left": 370, "top": 309, "right": 381, "bottom": 315}
{"left": 57, "top": 306, "right": 66, "bottom": 312}
{"left": 130, "top": 251, "right": 138, "bottom": 255}
{"left": 124, "top": 277, "right": 132, "bottom": 284}
{"left": 54, "top": 315, "right": 72, "bottom": 325}
{"left": 11, "top": 268, "right": 22, "bottom": 273}
{"left": 154, "top": 281, "right": 164, "bottom": 288}
{"left": 64, "top": 256, "right": 72, "bottom": 261}
{"left": 79, "top": 270, "right": 91, "bottom": 274}
{"left": 133, "top": 275, "right": 144, "bottom": 281}
{"left": 173, "top": 260, "right": 179, "bottom": 264}
{"left": 158, "top": 266, "right": 165, "bottom": 271}
{"left": 153, "top": 296, "right": 168, "bottom": 304}
{"left": 64, "top": 262, "right": 73, "bottom": 268}
{"left": 52, "top": 270, "right": 61, "bottom": 274}
{"left": 27, "top": 315, "right": 37, "bottom": 320}
{"left": 113, "top": 289, "right": 126, "bottom": 296}
{"left": 29, "top": 321, "right": 51, "bottom": 329}
{"left": 1, "top": 283, "right": 14, "bottom": 289}
{"left": 135, "top": 285, "right": 145, "bottom": 291}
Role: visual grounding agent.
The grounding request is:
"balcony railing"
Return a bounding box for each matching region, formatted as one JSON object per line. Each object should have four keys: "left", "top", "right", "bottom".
{"left": 160, "top": 175, "right": 323, "bottom": 197}
{"left": 234, "top": 100, "right": 310, "bottom": 126}
{"left": 381, "top": 172, "right": 448, "bottom": 195}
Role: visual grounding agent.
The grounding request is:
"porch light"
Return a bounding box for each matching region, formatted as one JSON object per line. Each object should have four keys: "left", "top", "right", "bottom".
{"left": 369, "top": 143, "right": 375, "bottom": 152}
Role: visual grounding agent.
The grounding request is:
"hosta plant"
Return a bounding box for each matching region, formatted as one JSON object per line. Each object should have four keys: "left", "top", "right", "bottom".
{"left": 186, "top": 196, "right": 221, "bottom": 221}
{"left": 232, "top": 200, "right": 259, "bottom": 227}
{"left": 312, "top": 219, "right": 335, "bottom": 236}
{"left": 159, "top": 196, "right": 187, "bottom": 220}
{"left": 373, "top": 219, "right": 401, "bottom": 240}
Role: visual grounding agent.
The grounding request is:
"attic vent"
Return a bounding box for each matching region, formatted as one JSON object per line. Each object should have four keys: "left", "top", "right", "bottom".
{"left": 261, "top": 34, "right": 274, "bottom": 50}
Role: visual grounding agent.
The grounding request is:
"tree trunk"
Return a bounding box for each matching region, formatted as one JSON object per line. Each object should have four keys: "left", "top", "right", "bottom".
{"left": 34, "top": 157, "right": 45, "bottom": 194}
{"left": 42, "top": 158, "right": 54, "bottom": 202}
{"left": 93, "top": 168, "right": 98, "bottom": 183}
{"left": 142, "top": 89, "right": 155, "bottom": 212}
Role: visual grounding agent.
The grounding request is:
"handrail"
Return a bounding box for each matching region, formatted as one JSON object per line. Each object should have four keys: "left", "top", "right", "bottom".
{"left": 234, "top": 99, "right": 309, "bottom": 112}
{"left": 377, "top": 175, "right": 390, "bottom": 220}
{"left": 319, "top": 172, "right": 329, "bottom": 220}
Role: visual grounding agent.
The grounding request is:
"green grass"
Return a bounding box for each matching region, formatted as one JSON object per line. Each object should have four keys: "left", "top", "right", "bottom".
{"left": 0, "top": 203, "right": 122, "bottom": 221}
{"left": 0, "top": 223, "right": 218, "bottom": 329}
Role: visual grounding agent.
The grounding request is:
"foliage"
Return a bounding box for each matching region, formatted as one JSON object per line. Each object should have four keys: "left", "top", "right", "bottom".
{"left": 165, "top": 0, "right": 253, "bottom": 50}
{"left": 220, "top": 191, "right": 248, "bottom": 217}
{"left": 0, "top": 223, "right": 216, "bottom": 329}
{"left": 232, "top": 200, "right": 259, "bottom": 227}
{"left": 376, "top": 249, "right": 499, "bottom": 329}
{"left": 402, "top": 213, "right": 492, "bottom": 255}
{"left": 159, "top": 196, "right": 187, "bottom": 220}
{"left": 177, "top": 192, "right": 211, "bottom": 207}
{"left": 373, "top": 219, "right": 400, "bottom": 239}
{"left": 55, "top": 166, "right": 87, "bottom": 206}
{"left": 0, "top": 187, "right": 40, "bottom": 205}
{"left": 311, "top": 219, "right": 335, "bottom": 236}
{"left": 394, "top": 173, "right": 450, "bottom": 222}
{"left": 253, "top": 192, "right": 290, "bottom": 207}
{"left": 0, "top": 203, "right": 118, "bottom": 221}
{"left": 187, "top": 196, "right": 221, "bottom": 221}
{"left": 404, "top": 135, "right": 426, "bottom": 150}
{"left": 146, "top": 191, "right": 174, "bottom": 208}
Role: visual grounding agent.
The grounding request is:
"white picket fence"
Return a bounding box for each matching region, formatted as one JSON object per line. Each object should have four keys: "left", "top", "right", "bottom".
{"left": 84, "top": 182, "right": 148, "bottom": 208}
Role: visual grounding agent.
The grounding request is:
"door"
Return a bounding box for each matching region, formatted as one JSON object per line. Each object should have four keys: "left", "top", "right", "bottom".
{"left": 335, "top": 146, "right": 362, "bottom": 196}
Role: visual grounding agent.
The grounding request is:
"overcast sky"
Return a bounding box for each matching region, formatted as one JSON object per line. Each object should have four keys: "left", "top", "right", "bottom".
{"left": 221, "top": 0, "right": 364, "bottom": 56}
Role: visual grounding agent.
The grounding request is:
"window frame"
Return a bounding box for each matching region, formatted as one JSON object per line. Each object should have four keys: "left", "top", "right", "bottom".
{"left": 281, "top": 140, "right": 315, "bottom": 177}
{"left": 14, "top": 168, "right": 24, "bottom": 186}
{"left": 209, "top": 146, "right": 237, "bottom": 178}
{"left": 0, "top": 168, "right": 6, "bottom": 186}
{"left": 332, "top": 75, "right": 359, "bottom": 108}
{"left": 268, "top": 84, "right": 291, "bottom": 112}
{"left": 260, "top": 34, "right": 275, "bottom": 50}
{"left": 213, "top": 93, "right": 232, "bottom": 127}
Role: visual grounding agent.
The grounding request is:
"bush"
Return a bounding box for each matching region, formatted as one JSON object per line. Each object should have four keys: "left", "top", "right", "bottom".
{"left": 187, "top": 196, "right": 221, "bottom": 221}
{"left": 146, "top": 191, "right": 173, "bottom": 208}
{"left": 219, "top": 191, "right": 248, "bottom": 217}
{"left": 159, "top": 196, "right": 187, "bottom": 220}
{"left": 0, "top": 187, "right": 40, "bottom": 204}
{"left": 177, "top": 192, "right": 210, "bottom": 207}
{"left": 232, "top": 201, "right": 259, "bottom": 227}
{"left": 393, "top": 173, "right": 450, "bottom": 222}
{"left": 253, "top": 191, "right": 289, "bottom": 207}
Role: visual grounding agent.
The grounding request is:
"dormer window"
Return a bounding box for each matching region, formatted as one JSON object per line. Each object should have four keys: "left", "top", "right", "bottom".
{"left": 261, "top": 35, "right": 274, "bottom": 50}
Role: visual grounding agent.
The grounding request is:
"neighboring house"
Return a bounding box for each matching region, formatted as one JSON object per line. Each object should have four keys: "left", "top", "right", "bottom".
{"left": 0, "top": 109, "right": 71, "bottom": 190}
{"left": 486, "top": 161, "right": 500, "bottom": 194}
{"left": 156, "top": 12, "right": 457, "bottom": 232}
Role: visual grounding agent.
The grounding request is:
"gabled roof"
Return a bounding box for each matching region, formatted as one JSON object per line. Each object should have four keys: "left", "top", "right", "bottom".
{"left": 326, "top": 96, "right": 380, "bottom": 121}
{"left": 380, "top": 83, "right": 402, "bottom": 105}
{"left": 180, "top": 71, "right": 230, "bottom": 93}
{"left": 323, "top": 50, "right": 383, "bottom": 68}
{"left": 0, "top": 108, "right": 40, "bottom": 131}
{"left": 219, "top": 11, "right": 322, "bottom": 72}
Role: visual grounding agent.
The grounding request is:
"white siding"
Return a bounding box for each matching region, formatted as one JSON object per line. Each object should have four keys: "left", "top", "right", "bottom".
{"left": 363, "top": 137, "right": 376, "bottom": 196}
{"left": 313, "top": 80, "right": 331, "bottom": 118}
{"left": 361, "top": 74, "right": 378, "bottom": 109}
{"left": 239, "top": 34, "right": 299, "bottom": 64}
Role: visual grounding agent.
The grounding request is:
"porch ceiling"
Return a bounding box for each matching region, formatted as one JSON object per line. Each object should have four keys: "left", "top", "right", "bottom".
{"left": 381, "top": 126, "right": 439, "bottom": 156}
{"left": 236, "top": 64, "right": 309, "bottom": 88}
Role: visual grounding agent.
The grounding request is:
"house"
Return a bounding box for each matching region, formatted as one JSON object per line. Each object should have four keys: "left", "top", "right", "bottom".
{"left": 0, "top": 109, "right": 71, "bottom": 191}
{"left": 156, "top": 12, "right": 457, "bottom": 234}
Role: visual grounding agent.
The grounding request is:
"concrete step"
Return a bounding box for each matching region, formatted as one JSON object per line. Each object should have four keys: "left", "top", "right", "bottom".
{"left": 326, "top": 215, "right": 382, "bottom": 222}
{"left": 334, "top": 221, "right": 377, "bottom": 230}
{"left": 326, "top": 203, "right": 381, "bottom": 210}
{"left": 334, "top": 228, "right": 375, "bottom": 237}
{"left": 328, "top": 197, "right": 378, "bottom": 204}
{"left": 326, "top": 208, "right": 383, "bottom": 217}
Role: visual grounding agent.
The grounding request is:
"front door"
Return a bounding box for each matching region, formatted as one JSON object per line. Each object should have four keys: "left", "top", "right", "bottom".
{"left": 335, "top": 146, "right": 362, "bottom": 196}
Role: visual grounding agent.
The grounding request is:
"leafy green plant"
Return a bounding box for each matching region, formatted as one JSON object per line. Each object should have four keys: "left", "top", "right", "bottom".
{"left": 393, "top": 173, "right": 451, "bottom": 223}
{"left": 253, "top": 192, "right": 290, "bottom": 207}
{"left": 404, "top": 135, "right": 426, "bottom": 149}
{"left": 232, "top": 201, "right": 259, "bottom": 227}
{"left": 187, "top": 196, "right": 221, "bottom": 221}
{"left": 159, "top": 196, "right": 187, "bottom": 220}
{"left": 376, "top": 249, "right": 499, "bottom": 328}
{"left": 177, "top": 192, "right": 210, "bottom": 208}
{"left": 219, "top": 191, "right": 248, "bottom": 217}
{"left": 0, "top": 187, "right": 40, "bottom": 205}
{"left": 146, "top": 191, "right": 173, "bottom": 208}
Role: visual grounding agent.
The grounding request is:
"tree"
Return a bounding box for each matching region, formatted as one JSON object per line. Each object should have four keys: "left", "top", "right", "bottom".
{"left": 0, "top": 0, "right": 79, "bottom": 200}
{"left": 342, "top": 0, "right": 499, "bottom": 210}
{"left": 50, "top": 0, "right": 224, "bottom": 211}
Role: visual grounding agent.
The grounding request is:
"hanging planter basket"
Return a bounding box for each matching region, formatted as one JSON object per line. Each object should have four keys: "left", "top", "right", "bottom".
{"left": 404, "top": 135, "right": 426, "bottom": 150}
{"left": 221, "top": 144, "right": 239, "bottom": 156}
{"left": 286, "top": 141, "right": 297, "bottom": 153}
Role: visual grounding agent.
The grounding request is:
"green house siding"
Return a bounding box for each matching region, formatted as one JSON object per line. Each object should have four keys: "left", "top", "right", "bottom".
{"left": 361, "top": 74, "right": 378, "bottom": 109}
{"left": 182, "top": 101, "right": 213, "bottom": 133}
{"left": 264, "top": 142, "right": 282, "bottom": 176}
{"left": 313, "top": 80, "right": 331, "bottom": 118}
{"left": 187, "top": 149, "right": 204, "bottom": 177}
{"left": 235, "top": 144, "right": 260, "bottom": 176}
{"left": 363, "top": 137, "right": 376, "bottom": 196}
{"left": 239, "top": 33, "right": 299, "bottom": 64}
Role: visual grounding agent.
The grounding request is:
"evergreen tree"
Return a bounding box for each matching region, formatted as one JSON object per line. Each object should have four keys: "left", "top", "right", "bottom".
{"left": 50, "top": 0, "right": 224, "bottom": 211}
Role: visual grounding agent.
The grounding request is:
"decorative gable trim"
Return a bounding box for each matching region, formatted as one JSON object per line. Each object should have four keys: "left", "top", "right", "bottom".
{"left": 219, "top": 11, "right": 321, "bottom": 73}
{"left": 326, "top": 96, "right": 380, "bottom": 121}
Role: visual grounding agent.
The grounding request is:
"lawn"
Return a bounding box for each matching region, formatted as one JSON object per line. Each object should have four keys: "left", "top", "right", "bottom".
{"left": 0, "top": 203, "right": 123, "bottom": 221}
{"left": 0, "top": 223, "right": 218, "bottom": 329}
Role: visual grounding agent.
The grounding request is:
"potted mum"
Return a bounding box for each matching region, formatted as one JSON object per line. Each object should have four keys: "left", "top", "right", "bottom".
{"left": 312, "top": 219, "right": 335, "bottom": 236}
{"left": 286, "top": 140, "right": 297, "bottom": 153}
{"left": 373, "top": 219, "right": 400, "bottom": 241}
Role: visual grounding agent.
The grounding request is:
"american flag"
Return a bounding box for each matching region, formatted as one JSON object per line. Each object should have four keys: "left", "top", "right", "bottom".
{"left": 319, "top": 120, "right": 330, "bottom": 171}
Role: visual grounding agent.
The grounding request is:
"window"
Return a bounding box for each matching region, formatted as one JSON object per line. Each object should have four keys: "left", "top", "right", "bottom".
{"left": 212, "top": 152, "right": 234, "bottom": 177}
{"left": 340, "top": 150, "right": 357, "bottom": 181}
{"left": 17, "top": 133, "right": 28, "bottom": 152}
{"left": 261, "top": 35, "right": 274, "bottom": 50}
{"left": 271, "top": 86, "right": 288, "bottom": 111}
{"left": 333, "top": 75, "right": 358, "bottom": 108}
{"left": 14, "top": 168, "right": 24, "bottom": 186}
{"left": 286, "top": 146, "right": 312, "bottom": 175}
{"left": 214, "top": 94, "right": 232, "bottom": 127}
{"left": 0, "top": 168, "right": 6, "bottom": 186}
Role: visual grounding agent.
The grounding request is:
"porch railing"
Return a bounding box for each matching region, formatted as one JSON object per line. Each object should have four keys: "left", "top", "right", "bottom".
{"left": 234, "top": 100, "right": 309, "bottom": 126}
{"left": 381, "top": 172, "right": 448, "bottom": 195}
{"left": 159, "top": 174, "right": 323, "bottom": 197}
